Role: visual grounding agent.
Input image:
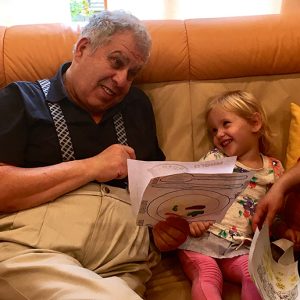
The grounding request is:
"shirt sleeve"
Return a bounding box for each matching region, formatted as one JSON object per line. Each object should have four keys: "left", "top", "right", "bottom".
{"left": 269, "top": 157, "right": 285, "bottom": 180}
{"left": 0, "top": 84, "right": 27, "bottom": 166}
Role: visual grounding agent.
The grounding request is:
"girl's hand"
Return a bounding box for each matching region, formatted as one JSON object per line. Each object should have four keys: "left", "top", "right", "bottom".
{"left": 189, "top": 221, "right": 213, "bottom": 237}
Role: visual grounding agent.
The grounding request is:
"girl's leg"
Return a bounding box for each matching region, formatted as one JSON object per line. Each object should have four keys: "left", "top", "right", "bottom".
{"left": 178, "top": 250, "right": 222, "bottom": 300}
{"left": 220, "top": 255, "right": 262, "bottom": 300}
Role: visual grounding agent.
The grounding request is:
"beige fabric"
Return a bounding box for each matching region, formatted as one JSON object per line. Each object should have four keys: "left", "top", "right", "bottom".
{"left": 0, "top": 251, "right": 142, "bottom": 300}
{"left": 140, "top": 82, "right": 194, "bottom": 161}
{"left": 0, "top": 26, "right": 5, "bottom": 87}
{"left": 0, "top": 183, "right": 157, "bottom": 299}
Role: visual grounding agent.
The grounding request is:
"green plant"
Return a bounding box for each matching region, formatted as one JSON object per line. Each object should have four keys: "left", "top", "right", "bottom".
{"left": 70, "top": 0, "right": 94, "bottom": 21}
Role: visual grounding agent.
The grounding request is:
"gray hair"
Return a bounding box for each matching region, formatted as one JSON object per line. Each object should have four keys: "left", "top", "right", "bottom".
{"left": 80, "top": 10, "right": 152, "bottom": 62}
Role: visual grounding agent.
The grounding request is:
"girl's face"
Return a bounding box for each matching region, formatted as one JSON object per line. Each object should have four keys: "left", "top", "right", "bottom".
{"left": 207, "top": 106, "right": 262, "bottom": 161}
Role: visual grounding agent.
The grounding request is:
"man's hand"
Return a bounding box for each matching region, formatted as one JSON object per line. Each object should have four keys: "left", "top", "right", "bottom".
{"left": 87, "top": 144, "right": 136, "bottom": 182}
{"left": 252, "top": 187, "right": 285, "bottom": 231}
{"left": 189, "top": 221, "right": 213, "bottom": 237}
{"left": 253, "top": 161, "right": 300, "bottom": 231}
{"left": 152, "top": 217, "right": 190, "bottom": 252}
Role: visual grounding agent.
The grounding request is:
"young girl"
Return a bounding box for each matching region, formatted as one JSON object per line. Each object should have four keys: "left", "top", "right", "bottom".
{"left": 178, "top": 90, "right": 284, "bottom": 300}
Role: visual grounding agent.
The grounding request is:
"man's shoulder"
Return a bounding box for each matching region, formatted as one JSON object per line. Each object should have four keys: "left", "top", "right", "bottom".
{"left": 1, "top": 80, "right": 39, "bottom": 94}
{"left": 0, "top": 81, "right": 32, "bottom": 102}
{"left": 14, "top": 80, "right": 41, "bottom": 90}
{"left": 0, "top": 80, "right": 45, "bottom": 112}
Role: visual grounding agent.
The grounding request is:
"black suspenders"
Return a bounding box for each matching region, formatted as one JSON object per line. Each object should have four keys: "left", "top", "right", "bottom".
{"left": 38, "top": 79, "right": 76, "bottom": 162}
{"left": 113, "top": 112, "right": 128, "bottom": 146}
{"left": 38, "top": 79, "right": 128, "bottom": 162}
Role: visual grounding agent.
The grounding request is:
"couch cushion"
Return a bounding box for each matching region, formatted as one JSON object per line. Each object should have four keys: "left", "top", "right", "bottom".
{"left": 145, "top": 252, "right": 192, "bottom": 300}
{"left": 0, "top": 26, "right": 6, "bottom": 87}
{"left": 3, "top": 23, "right": 80, "bottom": 84}
{"left": 138, "top": 82, "right": 194, "bottom": 161}
{"left": 186, "top": 15, "right": 300, "bottom": 80}
{"left": 285, "top": 102, "right": 300, "bottom": 169}
{"left": 137, "top": 20, "right": 189, "bottom": 84}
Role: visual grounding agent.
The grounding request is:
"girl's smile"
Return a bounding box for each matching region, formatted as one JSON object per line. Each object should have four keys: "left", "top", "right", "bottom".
{"left": 207, "top": 106, "right": 262, "bottom": 168}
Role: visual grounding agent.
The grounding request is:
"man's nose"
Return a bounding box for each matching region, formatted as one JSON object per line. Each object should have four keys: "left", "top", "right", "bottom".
{"left": 112, "top": 69, "right": 130, "bottom": 87}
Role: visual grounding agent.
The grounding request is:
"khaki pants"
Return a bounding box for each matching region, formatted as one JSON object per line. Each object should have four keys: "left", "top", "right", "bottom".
{"left": 0, "top": 183, "right": 158, "bottom": 300}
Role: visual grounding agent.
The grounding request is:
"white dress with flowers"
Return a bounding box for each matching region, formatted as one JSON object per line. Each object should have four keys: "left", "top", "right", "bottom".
{"left": 179, "top": 148, "right": 284, "bottom": 258}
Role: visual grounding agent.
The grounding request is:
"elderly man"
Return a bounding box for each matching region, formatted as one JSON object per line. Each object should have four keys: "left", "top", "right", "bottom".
{"left": 0, "top": 10, "right": 187, "bottom": 300}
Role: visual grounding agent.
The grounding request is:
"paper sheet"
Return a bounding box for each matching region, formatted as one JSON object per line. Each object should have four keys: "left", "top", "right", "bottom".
{"left": 249, "top": 224, "right": 300, "bottom": 299}
{"left": 128, "top": 157, "right": 253, "bottom": 226}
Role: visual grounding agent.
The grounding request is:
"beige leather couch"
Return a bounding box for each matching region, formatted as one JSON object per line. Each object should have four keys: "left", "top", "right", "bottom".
{"left": 1, "top": 3, "right": 300, "bottom": 299}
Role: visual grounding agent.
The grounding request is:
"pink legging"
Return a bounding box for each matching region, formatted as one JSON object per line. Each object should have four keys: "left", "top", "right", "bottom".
{"left": 178, "top": 250, "right": 262, "bottom": 300}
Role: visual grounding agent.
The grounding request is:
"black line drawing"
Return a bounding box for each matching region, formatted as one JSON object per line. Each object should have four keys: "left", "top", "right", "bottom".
{"left": 249, "top": 225, "right": 299, "bottom": 300}
{"left": 138, "top": 172, "right": 252, "bottom": 226}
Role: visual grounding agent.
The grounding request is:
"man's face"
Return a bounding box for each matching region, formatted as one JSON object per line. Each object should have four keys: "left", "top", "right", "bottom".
{"left": 68, "top": 31, "right": 146, "bottom": 120}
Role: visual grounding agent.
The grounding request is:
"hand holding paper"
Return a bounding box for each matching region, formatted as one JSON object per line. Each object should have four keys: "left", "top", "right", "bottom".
{"left": 152, "top": 217, "right": 190, "bottom": 251}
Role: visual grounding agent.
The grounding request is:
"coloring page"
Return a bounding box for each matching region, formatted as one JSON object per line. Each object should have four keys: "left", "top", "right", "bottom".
{"left": 128, "top": 157, "right": 253, "bottom": 226}
{"left": 249, "top": 224, "right": 300, "bottom": 300}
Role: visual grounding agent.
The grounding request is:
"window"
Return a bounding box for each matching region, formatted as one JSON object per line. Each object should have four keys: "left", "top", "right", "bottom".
{"left": 107, "top": 0, "right": 282, "bottom": 20}
{"left": 90, "top": 0, "right": 106, "bottom": 12}
{"left": 0, "top": 0, "right": 71, "bottom": 26}
{"left": 0, "top": 0, "right": 282, "bottom": 26}
{"left": 0, "top": 0, "right": 106, "bottom": 26}
{"left": 70, "top": 0, "right": 106, "bottom": 22}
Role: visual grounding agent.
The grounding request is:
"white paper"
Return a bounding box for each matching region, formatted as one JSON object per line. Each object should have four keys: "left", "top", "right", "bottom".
{"left": 128, "top": 157, "right": 253, "bottom": 226}
{"left": 249, "top": 224, "right": 300, "bottom": 300}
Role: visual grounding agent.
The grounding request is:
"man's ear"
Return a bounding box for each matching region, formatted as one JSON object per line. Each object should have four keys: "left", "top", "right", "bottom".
{"left": 73, "top": 37, "right": 90, "bottom": 59}
{"left": 251, "top": 112, "right": 263, "bottom": 133}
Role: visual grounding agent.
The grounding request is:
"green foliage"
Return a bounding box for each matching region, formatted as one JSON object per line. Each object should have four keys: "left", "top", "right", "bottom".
{"left": 70, "top": 0, "right": 94, "bottom": 21}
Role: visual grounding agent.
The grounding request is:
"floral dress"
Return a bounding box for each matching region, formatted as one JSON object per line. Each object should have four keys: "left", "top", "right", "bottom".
{"left": 179, "top": 148, "right": 284, "bottom": 258}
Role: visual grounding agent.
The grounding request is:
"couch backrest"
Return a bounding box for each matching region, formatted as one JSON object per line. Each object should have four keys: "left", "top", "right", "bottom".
{"left": 1, "top": 12, "right": 300, "bottom": 164}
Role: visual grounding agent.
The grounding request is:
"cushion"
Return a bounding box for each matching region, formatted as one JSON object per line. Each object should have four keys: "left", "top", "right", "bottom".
{"left": 285, "top": 102, "right": 300, "bottom": 170}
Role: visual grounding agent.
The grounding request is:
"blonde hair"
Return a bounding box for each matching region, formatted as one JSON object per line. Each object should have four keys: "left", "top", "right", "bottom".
{"left": 205, "top": 90, "right": 273, "bottom": 155}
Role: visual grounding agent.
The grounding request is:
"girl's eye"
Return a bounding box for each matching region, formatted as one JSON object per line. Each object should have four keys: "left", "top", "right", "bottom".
{"left": 223, "top": 121, "right": 230, "bottom": 127}
{"left": 211, "top": 128, "right": 217, "bottom": 135}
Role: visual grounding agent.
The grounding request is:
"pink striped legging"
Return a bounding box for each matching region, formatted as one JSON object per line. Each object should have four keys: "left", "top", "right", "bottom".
{"left": 178, "top": 250, "right": 262, "bottom": 300}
